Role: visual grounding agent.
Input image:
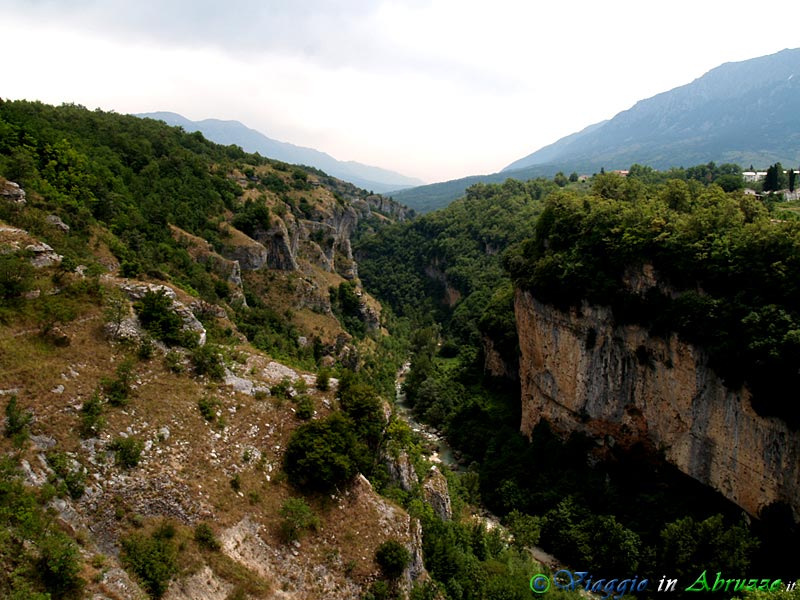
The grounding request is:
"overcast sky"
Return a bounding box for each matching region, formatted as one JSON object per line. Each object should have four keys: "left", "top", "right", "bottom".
{"left": 1, "top": 0, "right": 798, "bottom": 183}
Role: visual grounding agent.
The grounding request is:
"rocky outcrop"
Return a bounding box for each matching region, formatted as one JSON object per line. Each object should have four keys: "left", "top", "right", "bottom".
{"left": 422, "top": 466, "right": 452, "bottom": 521}
{"left": 482, "top": 335, "right": 516, "bottom": 380}
{"left": 0, "top": 225, "right": 63, "bottom": 267}
{"left": 352, "top": 194, "right": 414, "bottom": 222}
{"left": 117, "top": 281, "right": 207, "bottom": 346}
{"left": 385, "top": 451, "right": 418, "bottom": 492}
{"left": 515, "top": 289, "right": 800, "bottom": 520}
{"left": 0, "top": 179, "right": 26, "bottom": 204}
{"left": 222, "top": 233, "right": 269, "bottom": 271}
{"left": 262, "top": 217, "right": 300, "bottom": 271}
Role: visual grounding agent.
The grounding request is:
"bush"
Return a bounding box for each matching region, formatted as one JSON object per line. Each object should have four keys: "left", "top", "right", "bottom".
{"left": 279, "top": 497, "right": 320, "bottom": 543}
{"left": 190, "top": 344, "right": 225, "bottom": 379}
{"left": 37, "top": 532, "right": 85, "bottom": 597}
{"left": 134, "top": 289, "right": 196, "bottom": 347}
{"left": 270, "top": 377, "right": 293, "bottom": 399}
{"left": 163, "top": 350, "right": 184, "bottom": 373}
{"left": 45, "top": 451, "right": 86, "bottom": 499}
{"left": 197, "top": 396, "right": 219, "bottom": 422}
{"left": 0, "top": 252, "right": 34, "bottom": 300}
{"left": 283, "top": 413, "right": 364, "bottom": 492}
{"left": 294, "top": 395, "right": 313, "bottom": 420}
{"left": 4, "top": 395, "right": 32, "bottom": 443}
{"left": 121, "top": 528, "right": 178, "bottom": 598}
{"left": 316, "top": 369, "right": 331, "bottom": 391}
{"left": 375, "top": 539, "right": 411, "bottom": 580}
{"left": 194, "top": 523, "right": 220, "bottom": 551}
{"left": 79, "top": 392, "right": 104, "bottom": 438}
{"left": 102, "top": 358, "right": 135, "bottom": 407}
{"left": 110, "top": 436, "right": 144, "bottom": 469}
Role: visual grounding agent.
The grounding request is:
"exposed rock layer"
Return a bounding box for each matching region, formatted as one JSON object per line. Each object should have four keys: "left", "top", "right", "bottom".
{"left": 515, "top": 289, "right": 800, "bottom": 519}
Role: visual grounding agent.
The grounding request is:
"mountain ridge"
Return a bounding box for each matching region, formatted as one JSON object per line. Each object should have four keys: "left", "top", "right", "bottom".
{"left": 393, "top": 47, "right": 800, "bottom": 213}
{"left": 137, "top": 111, "right": 425, "bottom": 194}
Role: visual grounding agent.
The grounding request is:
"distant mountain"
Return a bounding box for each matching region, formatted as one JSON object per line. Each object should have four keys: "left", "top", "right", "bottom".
{"left": 505, "top": 47, "right": 800, "bottom": 174}
{"left": 394, "top": 48, "right": 800, "bottom": 213}
{"left": 136, "top": 112, "right": 425, "bottom": 194}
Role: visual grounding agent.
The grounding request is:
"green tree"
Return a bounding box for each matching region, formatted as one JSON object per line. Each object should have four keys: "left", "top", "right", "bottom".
{"left": 110, "top": 436, "right": 144, "bottom": 468}
{"left": 763, "top": 162, "right": 787, "bottom": 192}
{"left": 659, "top": 515, "right": 758, "bottom": 582}
{"left": 283, "top": 413, "right": 365, "bottom": 492}
{"left": 375, "top": 539, "right": 411, "bottom": 580}
{"left": 121, "top": 527, "right": 178, "bottom": 598}
{"left": 133, "top": 289, "right": 191, "bottom": 347}
{"left": 4, "top": 396, "right": 31, "bottom": 442}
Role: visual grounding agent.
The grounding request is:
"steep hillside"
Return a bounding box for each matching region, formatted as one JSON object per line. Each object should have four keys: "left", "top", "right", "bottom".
{"left": 138, "top": 112, "right": 425, "bottom": 194}
{"left": 0, "top": 100, "right": 447, "bottom": 599}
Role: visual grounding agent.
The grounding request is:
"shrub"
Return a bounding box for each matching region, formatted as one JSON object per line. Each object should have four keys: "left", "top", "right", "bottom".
{"left": 375, "top": 539, "right": 411, "bottom": 580}
{"left": 316, "top": 369, "right": 331, "bottom": 391}
{"left": 163, "top": 349, "right": 184, "bottom": 373}
{"left": 137, "top": 335, "right": 154, "bottom": 360}
{"left": 190, "top": 344, "right": 225, "bottom": 379}
{"left": 279, "top": 497, "right": 319, "bottom": 543}
{"left": 294, "top": 395, "right": 313, "bottom": 420}
{"left": 79, "top": 392, "right": 104, "bottom": 438}
{"left": 102, "top": 358, "right": 135, "bottom": 407}
{"left": 37, "top": 532, "right": 85, "bottom": 597}
{"left": 134, "top": 289, "right": 196, "bottom": 347}
{"left": 194, "top": 523, "right": 220, "bottom": 551}
{"left": 270, "top": 377, "right": 293, "bottom": 399}
{"left": 4, "top": 395, "right": 32, "bottom": 443}
{"left": 45, "top": 451, "right": 86, "bottom": 499}
{"left": 121, "top": 528, "right": 178, "bottom": 598}
{"left": 283, "top": 413, "right": 364, "bottom": 492}
{"left": 110, "top": 436, "right": 144, "bottom": 469}
{"left": 197, "top": 396, "right": 219, "bottom": 422}
{"left": 0, "top": 252, "right": 34, "bottom": 300}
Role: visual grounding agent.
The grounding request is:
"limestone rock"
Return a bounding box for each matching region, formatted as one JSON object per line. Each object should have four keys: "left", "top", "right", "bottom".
{"left": 118, "top": 282, "right": 206, "bottom": 346}
{"left": 25, "top": 242, "right": 63, "bottom": 267}
{"left": 515, "top": 288, "right": 800, "bottom": 520}
{"left": 423, "top": 466, "right": 452, "bottom": 521}
{"left": 46, "top": 214, "right": 70, "bottom": 232}
{"left": 0, "top": 179, "right": 26, "bottom": 204}
{"left": 262, "top": 217, "right": 299, "bottom": 271}
{"left": 222, "top": 235, "right": 269, "bottom": 271}
{"left": 385, "top": 451, "right": 418, "bottom": 492}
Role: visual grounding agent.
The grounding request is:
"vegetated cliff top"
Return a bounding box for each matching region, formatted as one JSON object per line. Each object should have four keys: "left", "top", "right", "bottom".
{"left": 0, "top": 100, "right": 425, "bottom": 598}
{"left": 506, "top": 174, "right": 800, "bottom": 427}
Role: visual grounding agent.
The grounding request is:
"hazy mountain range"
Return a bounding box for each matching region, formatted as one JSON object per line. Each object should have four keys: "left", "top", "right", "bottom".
{"left": 393, "top": 47, "right": 800, "bottom": 213}
{"left": 136, "top": 112, "right": 425, "bottom": 194}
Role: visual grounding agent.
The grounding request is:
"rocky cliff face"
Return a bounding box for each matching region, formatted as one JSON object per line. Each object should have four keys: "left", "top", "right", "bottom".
{"left": 515, "top": 289, "right": 800, "bottom": 520}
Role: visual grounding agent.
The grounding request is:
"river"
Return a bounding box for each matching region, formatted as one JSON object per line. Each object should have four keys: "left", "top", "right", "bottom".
{"left": 393, "top": 363, "right": 462, "bottom": 470}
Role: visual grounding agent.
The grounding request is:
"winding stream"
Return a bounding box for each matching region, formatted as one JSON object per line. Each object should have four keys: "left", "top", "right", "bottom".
{"left": 394, "top": 363, "right": 462, "bottom": 470}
